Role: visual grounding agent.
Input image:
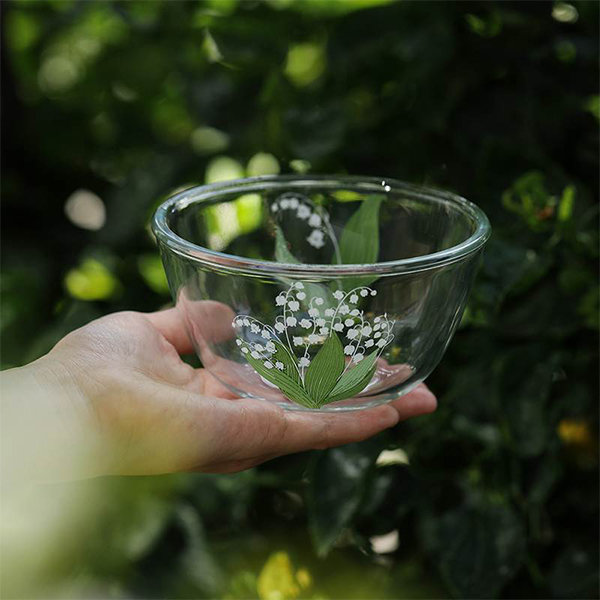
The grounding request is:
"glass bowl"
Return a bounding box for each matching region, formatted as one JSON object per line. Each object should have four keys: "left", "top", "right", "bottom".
{"left": 152, "top": 175, "right": 490, "bottom": 412}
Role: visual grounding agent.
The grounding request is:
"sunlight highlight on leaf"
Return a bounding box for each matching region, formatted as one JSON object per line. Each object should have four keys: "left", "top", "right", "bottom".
{"left": 65, "top": 259, "right": 119, "bottom": 301}
{"left": 284, "top": 42, "right": 326, "bottom": 87}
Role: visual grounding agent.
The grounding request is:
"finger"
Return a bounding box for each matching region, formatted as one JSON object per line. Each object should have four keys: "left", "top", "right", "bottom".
{"left": 280, "top": 383, "right": 436, "bottom": 453}
{"left": 200, "top": 385, "right": 437, "bottom": 471}
{"left": 387, "top": 383, "right": 437, "bottom": 421}
{"left": 115, "top": 382, "right": 436, "bottom": 475}
{"left": 178, "top": 297, "right": 236, "bottom": 347}
{"left": 146, "top": 300, "right": 236, "bottom": 356}
{"left": 212, "top": 383, "right": 437, "bottom": 461}
{"left": 145, "top": 308, "right": 195, "bottom": 354}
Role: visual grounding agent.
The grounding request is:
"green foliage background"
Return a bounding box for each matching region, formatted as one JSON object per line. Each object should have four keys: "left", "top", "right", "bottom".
{"left": 2, "top": 1, "right": 598, "bottom": 598}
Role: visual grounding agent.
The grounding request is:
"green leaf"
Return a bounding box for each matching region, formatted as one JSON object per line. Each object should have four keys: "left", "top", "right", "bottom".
{"left": 324, "top": 351, "right": 378, "bottom": 405}
{"left": 424, "top": 502, "right": 526, "bottom": 598}
{"left": 307, "top": 440, "right": 383, "bottom": 556}
{"left": 338, "top": 195, "right": 383, "bottom": 289}
{"left": 274, "top": 225, "right": 336, "bottom": 309}
{"left": 270, "top": 338, "right": 302, "bottom": 382}
{"left": 549, "top": 546, "right": 600, "bottom": 599}
{"left": 274, "top": 226, "right": 300, "bottom": 265}
{"left": 338, "top": 195, "right": 383, "bottom": 264}
{"left": 557, "top": 184, "right": 575, "bottom": 223}
{"left": 304, "top": 332, "right": 345, "bottom": 406}
{"left": 246, "top": 352, "right": 313, "bottom": 408}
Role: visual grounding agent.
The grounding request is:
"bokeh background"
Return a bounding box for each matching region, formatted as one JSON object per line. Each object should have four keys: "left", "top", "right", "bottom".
{"left": 2, "top": 1, "right": 599, "bottom": 598}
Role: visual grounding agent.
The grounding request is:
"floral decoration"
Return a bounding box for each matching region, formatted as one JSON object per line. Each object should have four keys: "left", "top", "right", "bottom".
{"left": 233, "top": 282, "right": 394, "bottom": 408}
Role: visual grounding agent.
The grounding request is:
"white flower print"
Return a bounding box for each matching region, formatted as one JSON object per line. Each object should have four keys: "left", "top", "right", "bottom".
{"left": 233, "top": 283, "right": 395, "bottom": 408}
{"left": 307, "top": 229, "right": 325, "bottom": 249}
{"left": 271, "top": 193, "right": 340, "bottom": 259}
{"left": 297, "top": 204, "right": 311, "bottom": 219}
{"left": 308, "top": 213, "right": 322, "bottom": 228}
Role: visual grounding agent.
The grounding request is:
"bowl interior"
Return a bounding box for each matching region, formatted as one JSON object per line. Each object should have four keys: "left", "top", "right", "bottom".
{"left": 164, "top": 178, "right": 483, "bottom": 268}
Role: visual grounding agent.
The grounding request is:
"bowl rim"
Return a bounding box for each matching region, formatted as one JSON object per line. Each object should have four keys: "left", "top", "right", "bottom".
{"left": 152, "top": 174, "right": 491, "bottom": 276}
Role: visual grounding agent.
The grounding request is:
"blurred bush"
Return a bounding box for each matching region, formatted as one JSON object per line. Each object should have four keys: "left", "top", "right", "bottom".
{"left": 1, "top": 0, "right": 598, "bottom": 598}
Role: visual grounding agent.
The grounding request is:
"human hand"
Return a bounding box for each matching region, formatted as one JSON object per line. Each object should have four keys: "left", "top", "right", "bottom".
{"left": 1, "top": 308, "right": 436, "bottom": 481}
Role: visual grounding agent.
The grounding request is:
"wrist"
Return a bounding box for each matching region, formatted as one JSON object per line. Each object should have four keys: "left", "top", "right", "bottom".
{"left": 1, "top": 355, "right": 107, "bottom": 483}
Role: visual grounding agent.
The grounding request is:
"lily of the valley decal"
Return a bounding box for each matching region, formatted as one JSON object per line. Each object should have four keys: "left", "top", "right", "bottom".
{"left": 233, "top": 283, "right": 394, "bottom": 408}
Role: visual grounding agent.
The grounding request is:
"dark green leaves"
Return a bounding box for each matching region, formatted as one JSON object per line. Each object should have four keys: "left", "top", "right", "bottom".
{"left": 338, "top": 196, "right": 383, "bottom": 265}
{"left": 274, "top": 226, "right": 299, "bottom": 265}
{"left": 423, "top": 502, "right": 526, "bottom": 599}
{"left": 324, "top": 350, "right": 378, "bottom": 405}
{"left": 247, "top": 332, "right": 376, "bottom": 408}
{"left": 338, "top": 195, "right": 383, "bottom": 289}
{"left": 307, "top": 441, "right": 383, "bottom": 556}
{"left": 273, "top": 225, "right": 335, "bottom": 310}
{"left": 246, "top": 339, "right": 313, "bottom": 408}
{"left": 304, "top": 331, "right": 345, "bottom": 404}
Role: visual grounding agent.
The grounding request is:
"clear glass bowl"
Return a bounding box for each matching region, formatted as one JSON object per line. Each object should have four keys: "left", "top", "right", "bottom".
{"left": 152, "top": 175, "right": 490, "bottom": 412}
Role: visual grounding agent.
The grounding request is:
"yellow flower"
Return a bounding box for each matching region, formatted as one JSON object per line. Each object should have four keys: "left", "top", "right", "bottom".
{"left": 257, "top": 552, "right": 299, "bottom": 600}
{"left": 557, "top": 419, "right": 593, "bottom": 447}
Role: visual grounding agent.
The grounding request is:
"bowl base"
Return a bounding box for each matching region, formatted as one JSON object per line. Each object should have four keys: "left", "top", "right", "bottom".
{"left": 271, "top": 379, "right": 425, "bottom": 413}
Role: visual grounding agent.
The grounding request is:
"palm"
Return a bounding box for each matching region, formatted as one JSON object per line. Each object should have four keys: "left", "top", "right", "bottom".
{"left": 50, "top": 309, "right": 437, "bottom": 476}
